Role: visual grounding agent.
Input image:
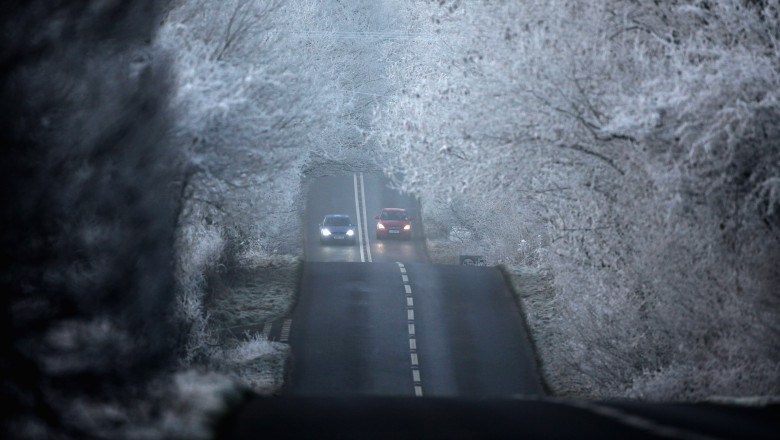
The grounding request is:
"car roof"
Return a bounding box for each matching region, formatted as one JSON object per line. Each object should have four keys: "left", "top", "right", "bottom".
{"left": 324, "top": 214, "right": 350, "bottom": 218}
{"left": 381, "top": 208, "right": 406, "bottom": 212}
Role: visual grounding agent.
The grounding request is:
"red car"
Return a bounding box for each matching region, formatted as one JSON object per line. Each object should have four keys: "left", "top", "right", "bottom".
{"left": 375, "top": 208, "right": 413, "bottom": 240}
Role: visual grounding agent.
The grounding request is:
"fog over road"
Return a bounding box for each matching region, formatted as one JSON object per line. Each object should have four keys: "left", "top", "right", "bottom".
{"left": 286, "top": 172, "right": 541, "bottom": 397}
{"left": 304, "top": 173, "right": 427, "bottom": 264}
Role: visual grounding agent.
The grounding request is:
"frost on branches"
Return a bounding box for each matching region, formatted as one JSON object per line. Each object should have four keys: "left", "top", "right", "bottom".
{"left": 374, "top": 0, "right": 780, "bottom": 400}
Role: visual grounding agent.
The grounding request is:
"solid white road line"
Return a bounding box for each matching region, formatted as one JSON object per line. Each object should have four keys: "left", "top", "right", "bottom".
{"left": 359, "top": 173, "right": 372, "bottom": 262}
{"left": 353, "top": 173, "right": 365, "bottom": 263}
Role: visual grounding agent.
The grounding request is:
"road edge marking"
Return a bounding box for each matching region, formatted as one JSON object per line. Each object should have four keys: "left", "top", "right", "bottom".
{"left": 279, "top": 319, "right": 292, "bottom": 343}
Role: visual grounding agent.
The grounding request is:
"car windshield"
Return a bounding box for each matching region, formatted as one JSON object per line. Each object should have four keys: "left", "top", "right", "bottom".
{"left": 381, "top": 211, "right": 407, "bottom": 221}
{"left": 324, "top": 217, "right": 350, "bottom": 226}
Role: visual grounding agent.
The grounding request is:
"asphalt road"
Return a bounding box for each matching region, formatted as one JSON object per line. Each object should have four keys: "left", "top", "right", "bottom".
{"left": 289, "top": 172, "right": 540, "bottom": 397}
{"left": 218, "top": 172, "right": 780, "bottom": 439}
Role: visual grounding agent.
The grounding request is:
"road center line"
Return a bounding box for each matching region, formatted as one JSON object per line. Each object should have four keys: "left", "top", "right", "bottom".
{"left": 400, "top": 262, "right": 423, "bottom": 397}
{"left": 359, "top": 172, "right": 372, "bottom": 262}
{"left": 353, "top": 173, "right": 365, "bottom": 263}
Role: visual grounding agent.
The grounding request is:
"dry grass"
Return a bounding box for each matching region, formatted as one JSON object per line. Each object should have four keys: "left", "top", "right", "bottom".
{"left": 208, "top": 255, "right": 300, "bottom": 329}
{"left": 497, "top": 265, "right": 562, "bottom": 396}
{"left": 424, "top": 238, "right": 461, "bottom": 265}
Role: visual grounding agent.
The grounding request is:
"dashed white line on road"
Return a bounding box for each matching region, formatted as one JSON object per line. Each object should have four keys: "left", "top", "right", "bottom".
{"left": 400, "top": 262, "right": 423, "bottom": 397}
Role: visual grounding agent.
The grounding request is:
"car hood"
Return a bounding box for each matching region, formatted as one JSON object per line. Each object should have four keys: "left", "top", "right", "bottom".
{"left": 378, "top": 220, "right": 409, "bottom": 227}
{"left": 322, "top": 225, "right": 353, "bottom": 232}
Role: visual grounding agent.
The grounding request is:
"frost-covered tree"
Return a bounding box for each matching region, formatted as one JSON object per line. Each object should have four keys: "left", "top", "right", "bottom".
{"left": 158, "top": 0, "right": 405, "bottom": 367}
{"left": 375, "top": 0, "right": 780, "bottom": 400}
{"left": 159, "top": 0, "right": 326, "bottom": 259}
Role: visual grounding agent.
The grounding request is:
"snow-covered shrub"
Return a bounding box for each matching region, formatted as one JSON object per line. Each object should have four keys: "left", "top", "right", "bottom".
{"left": 174, "top": 211, "right": 225, "bottom": 366}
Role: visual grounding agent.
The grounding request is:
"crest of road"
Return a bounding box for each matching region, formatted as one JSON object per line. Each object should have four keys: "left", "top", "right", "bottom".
{"left": 220, "top": 173, "right": 780, "bottom": 439}
{"left": 286, "top": 172, "right": 541, "bottom": 397}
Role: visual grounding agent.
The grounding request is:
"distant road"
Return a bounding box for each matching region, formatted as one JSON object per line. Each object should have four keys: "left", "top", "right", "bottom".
{"left": 304, "top": 172, "right": 428, "bottom": 264}
{"left": 287, "top": 172, "right": 541, "bottom": 397}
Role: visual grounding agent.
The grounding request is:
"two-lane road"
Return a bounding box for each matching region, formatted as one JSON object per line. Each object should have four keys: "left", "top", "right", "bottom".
{"left": 286, "top": 172, "right": 541, "bottom": 397}
{"left": 221, "top": 173, "right": 780, "bottom": 439}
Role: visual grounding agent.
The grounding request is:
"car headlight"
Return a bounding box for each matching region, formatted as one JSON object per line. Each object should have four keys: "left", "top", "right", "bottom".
{"left": 346, "top": 229, "right": 355, "bottom": 236}
{"left": 403, "top": 224, "right": 411, "bottom": 230}
{"left": 321, "top": 228, "right": 331, "bottom": 236}
{"left": 377, "top": 223, "right": 385, "bottom": 230}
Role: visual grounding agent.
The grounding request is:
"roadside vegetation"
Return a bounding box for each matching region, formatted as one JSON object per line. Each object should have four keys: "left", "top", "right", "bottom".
{"left": 160, "top": 0, "right": 392, "bottom": 399}
{"left": 375, "top": 0, "right": 780, "bottom": 401}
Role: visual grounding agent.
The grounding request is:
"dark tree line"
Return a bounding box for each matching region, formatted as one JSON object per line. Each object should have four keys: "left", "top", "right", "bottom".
{"left": 0, "top": 2, "right": 182, "bottom": 437}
